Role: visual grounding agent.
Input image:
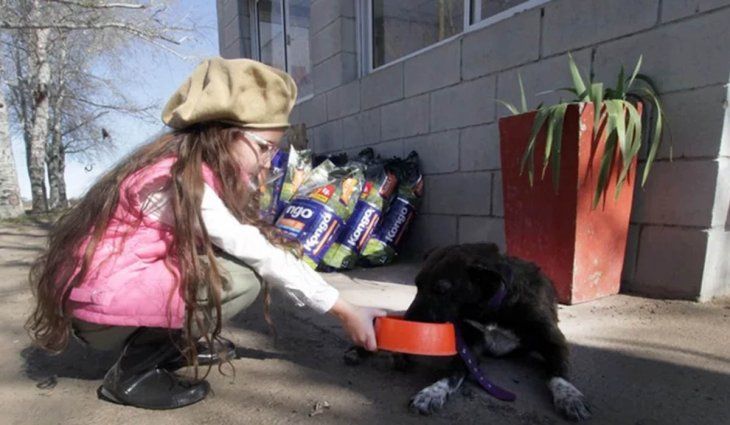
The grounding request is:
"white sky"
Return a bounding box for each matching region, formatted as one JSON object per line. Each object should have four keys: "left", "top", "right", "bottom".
{"left": 12, "top": 0, "right": 220, "bottom": 199}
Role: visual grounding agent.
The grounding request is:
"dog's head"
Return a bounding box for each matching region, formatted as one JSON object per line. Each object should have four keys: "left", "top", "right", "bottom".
{"left": 404, "top": 243, "right": 508, "bottom": 324}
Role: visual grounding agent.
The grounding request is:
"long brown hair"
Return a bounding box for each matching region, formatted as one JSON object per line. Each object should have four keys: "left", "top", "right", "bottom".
{"left": 26, "top": 123, "right": 294, "bottom": 373}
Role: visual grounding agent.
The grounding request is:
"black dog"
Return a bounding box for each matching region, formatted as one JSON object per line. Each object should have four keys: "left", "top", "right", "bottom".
{"left": 346, "top": 243, "right": 590, "bottom": 421}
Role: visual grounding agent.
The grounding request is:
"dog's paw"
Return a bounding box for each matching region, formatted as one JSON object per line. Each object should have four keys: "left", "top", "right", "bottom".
{"left": 549, "top": 377, "right": 592, "bottom": 421}
{"left": 409, "top": 380, "right": 450, "bottom": 415}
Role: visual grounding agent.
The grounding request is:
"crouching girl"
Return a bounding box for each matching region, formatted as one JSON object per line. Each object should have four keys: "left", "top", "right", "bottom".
{"left": 26, "top": 58, "right": 384, "bottom": 409}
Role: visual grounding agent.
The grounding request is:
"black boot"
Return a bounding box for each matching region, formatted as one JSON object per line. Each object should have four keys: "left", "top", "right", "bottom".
{"left": 98, "top": 328, "right": 210, "bottom": 409}
{"left": 162, "top": 335, "right": 237, "bottom": 370}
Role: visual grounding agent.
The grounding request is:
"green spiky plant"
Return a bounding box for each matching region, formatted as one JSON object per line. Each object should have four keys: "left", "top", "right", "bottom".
{"left": 500, "top": 54, "right": 666, "bottom": 207}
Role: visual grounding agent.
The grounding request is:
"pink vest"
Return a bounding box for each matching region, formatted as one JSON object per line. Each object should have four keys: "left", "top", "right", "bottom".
{"left": 67, "top": 157, "right": 222, "bottom": 328}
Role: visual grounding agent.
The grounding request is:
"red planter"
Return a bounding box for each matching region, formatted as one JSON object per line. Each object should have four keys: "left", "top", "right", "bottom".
{"left": 498, "top": 103, "right": 638, "bottom": 304}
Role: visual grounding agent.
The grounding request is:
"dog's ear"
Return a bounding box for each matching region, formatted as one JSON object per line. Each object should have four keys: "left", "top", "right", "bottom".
{"left": 468, "top": 260, "right": 511, "bottom": 287}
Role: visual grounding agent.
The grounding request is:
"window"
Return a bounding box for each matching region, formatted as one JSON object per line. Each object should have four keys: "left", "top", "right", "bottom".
{"left": 362, "top": 0, "right": 546, "bottom": 71}
{"left": 371, "top": 0, "right": 465, "bottom": 69}
{"left": 252, "top": 0, "right": 313, "bottom": 99}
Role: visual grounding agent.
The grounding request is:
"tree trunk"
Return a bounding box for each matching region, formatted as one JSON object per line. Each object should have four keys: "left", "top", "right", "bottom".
{"left": 27, "top": 3, "right": 50, "bottom": 213}
{"left": 0, "top": 78, "right": 24, "bottom": 219}
{"left": 58, "top": 145, "right": 67, "bottom": 207}
{"left": 47, "top": 88, "right": 67, "bottom": 210}
{"left": 47, "top": 117, "right": 67, "bottom": 210}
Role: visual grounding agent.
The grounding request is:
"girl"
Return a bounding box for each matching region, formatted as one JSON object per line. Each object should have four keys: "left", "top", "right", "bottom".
{"left": 26, "top": 58, "right": 384, "bottom": 409}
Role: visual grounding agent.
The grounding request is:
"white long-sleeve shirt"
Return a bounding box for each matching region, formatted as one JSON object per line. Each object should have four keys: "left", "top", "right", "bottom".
{"left": 142, "top": 183, "right": 340, "bottom": 314}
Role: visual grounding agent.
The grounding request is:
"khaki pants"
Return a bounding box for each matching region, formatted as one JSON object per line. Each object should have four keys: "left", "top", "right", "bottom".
{"left": 73, "top": 253, "right": 261, "bottom": 352}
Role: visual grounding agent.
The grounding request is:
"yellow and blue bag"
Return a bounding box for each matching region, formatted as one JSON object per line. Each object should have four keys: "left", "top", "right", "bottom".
{"left": 360, "top": 151, "right": 423, "bottom": 266}
{"left": 275, "top": 160, "right": 364, "bottom": 269}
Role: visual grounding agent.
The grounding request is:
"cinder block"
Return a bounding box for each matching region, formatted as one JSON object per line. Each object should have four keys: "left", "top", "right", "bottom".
{"left": 656, "top": 85, "right": 727, "bottom": 159}
{"left": 342, "top": 109, "right": 381, "bottom": 148}
{"left": 495, "top": 49, "right": 591, "bottom": 119}
{"left": 314, "top": 119, "right": 344, "bottom": 153}
{"left": 307, "top": 125, "right": 321, "bottom": 151}
{"left": 542, "top": 0, "right": 659, "bottom": 56}
{"left": 361, "top": 63, "right": 404, "bottom": 110}
{"left": 342, "top": 17, "right": 356, "bottom": 52}
{"left": 326, "top": 80, "right": 360, "bottom": 121}
{"left": 621, "top": 224, "right": 641, "bottom": 286}
{"left": 220, "top": 15, "right": 243, "bottom": 56}
{"left": 404, "top": 39, "right": 460, "bottom": 97}
{"left": 298, "top": 94, "right": 328, "bottom": 127}
{"left": 593, "top": 7, "right": 730, "bottom": 93}
{"left": 313, "top": 52, "right": 358, "bottom": 94}
{"left": 403, "top": 131, "right": 459, "bottom": 175}
{"left": 381, "top": 94, "right": 430, "bottom": 140}
{"left": 289, "top": 103, "right": 302, "bottom": 125}
{"left": 217, "top": 0, "right": 240, "bottom": 31}
{"left": 631, "top": 160, "right": 718, "bottom": 227}
{"left": 462, "top": 8, "right": 541, "bottom": 80}
{"left": 633, "top": 225, "right": 707, "bottom": 299}
{"left": 424, "top": 172, "right": 491, "bottom": 215}
{"left": 662, "top": 0, "right": 730, "bottom": 22}
{"left": 431, "top": 76, "right": 496, "bottom": 131}
{"left": 311, "top": 18, "right": 356, "bottom": 66}
{"left": 311, "top": 0, "right": 355, "bottom": 35}
{"left": 311, "top": 20, "right": 341, "bottom": 65}
{"left": 402, "top": 214, "right": 458, "bottom": 256}
{"left": 700, "top": 227, "right": 730, "bottom": 300}
{"left": 460, "top": 124, "right": 501, "bottom": 171}
{"left": 220, "top": 38, "right": 243, "bottom": 59}
{"left": 458, "top": 216, "right": 506, "bottom": 250}
{"left": 492, "top": 171, "right": 503, "bottom": 217}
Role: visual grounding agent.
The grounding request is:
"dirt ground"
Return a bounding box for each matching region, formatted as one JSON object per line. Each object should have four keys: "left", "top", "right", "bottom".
{"left": 1, "top": 222, "right": 728, "bottom": 425}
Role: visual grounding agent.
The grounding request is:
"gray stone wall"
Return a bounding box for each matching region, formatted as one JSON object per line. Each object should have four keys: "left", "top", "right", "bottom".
{"left": 216, "top": 0, "right": 250, "bottom": 59}
{"left": 218, "top": 0, "right": 730, "bottom": 301}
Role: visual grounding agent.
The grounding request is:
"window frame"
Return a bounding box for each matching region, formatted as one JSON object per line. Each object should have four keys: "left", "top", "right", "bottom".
{"left": 249, "top": 0, "right": 314, "bottom": 103}
{"left": 357, "top": 0, "right": 552, "bottom": 74}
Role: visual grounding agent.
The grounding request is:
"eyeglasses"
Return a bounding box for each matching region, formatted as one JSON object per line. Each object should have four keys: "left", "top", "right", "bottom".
{"left": 243, "top": 131, "right": 279, "bottom": 162}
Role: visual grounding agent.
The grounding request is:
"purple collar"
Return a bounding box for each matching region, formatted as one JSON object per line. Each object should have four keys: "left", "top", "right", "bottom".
{"left": 455, "top": 263, "right": 515, "bottom": 402}
{"left": 455, "top": 326, "right": 516, "bottom": 401}
{"left": 486, "top": 262, "right": 512, "bottom": 311}
{"left": 486, "top": 281, "right": 508, "bottom": 311}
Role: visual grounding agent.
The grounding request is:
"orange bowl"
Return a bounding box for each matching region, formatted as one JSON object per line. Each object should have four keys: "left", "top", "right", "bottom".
{"left": 374, "top": 316, "right": 457, "bottom": 356}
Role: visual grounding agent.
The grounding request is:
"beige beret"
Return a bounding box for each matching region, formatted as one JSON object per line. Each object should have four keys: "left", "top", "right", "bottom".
{"left": 162, "top": 57, "right": 298, "bottom": 129}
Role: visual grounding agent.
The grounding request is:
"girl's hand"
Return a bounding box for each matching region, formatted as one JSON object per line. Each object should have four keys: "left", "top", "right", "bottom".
{"left": 328, "top": 298, "right": 387, "bottom": 351}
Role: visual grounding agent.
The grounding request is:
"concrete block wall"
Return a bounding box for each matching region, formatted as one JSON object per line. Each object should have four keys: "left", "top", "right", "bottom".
{"left": 309, "top": 0, "right": 357, "bottom": 95}
{"left": 219, "top": 0, "right": 730, "bottom": 300}
{"left": 216, "top": 0, "right": 250, "bottom": 59}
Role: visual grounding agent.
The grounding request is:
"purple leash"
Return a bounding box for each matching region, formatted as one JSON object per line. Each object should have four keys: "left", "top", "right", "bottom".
{"left": 455, "top": 279, "right": 516, "bottom": 402}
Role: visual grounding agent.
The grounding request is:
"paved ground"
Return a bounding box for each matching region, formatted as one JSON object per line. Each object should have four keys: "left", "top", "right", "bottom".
{"left": 1, "top": 222, "right": 728, "bottom": 425}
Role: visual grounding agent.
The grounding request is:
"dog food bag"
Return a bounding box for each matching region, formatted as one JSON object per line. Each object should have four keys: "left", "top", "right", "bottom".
{"left": 279, "top": 146, "right": 313, "bottom": 209}
{"left": 321, "top": 149, "right": 399, "bottom": 270}
{"left": 275, "top": 160, "right": 365, "bottom": 269}
{"left": 259, "top": 149, "right": 289, "bottom": 223}
{"left": 360, "top": 151, "right": 423, "bottom": 266}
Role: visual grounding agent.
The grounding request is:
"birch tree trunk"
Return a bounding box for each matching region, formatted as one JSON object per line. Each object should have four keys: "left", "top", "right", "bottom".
{"left": 0, "top": 78, "right": 24, "bottom": 219}
{"left": 58, "top": 144, "right": 67, "bottom": 206}
{"left": 27, "top": 17, "right": 51, "bottom": 213}
{"left": 47, "top": 114, "right": 67, "bottom": 209}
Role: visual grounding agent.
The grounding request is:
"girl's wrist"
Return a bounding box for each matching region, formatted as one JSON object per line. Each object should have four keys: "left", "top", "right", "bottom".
{"left": 327, "top": 297, "right": 354, "bottom": 320}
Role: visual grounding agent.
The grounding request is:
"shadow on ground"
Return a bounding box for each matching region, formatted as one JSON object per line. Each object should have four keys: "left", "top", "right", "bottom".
{"left": 17, "top": 301, "right": 728, "bottom": 424}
